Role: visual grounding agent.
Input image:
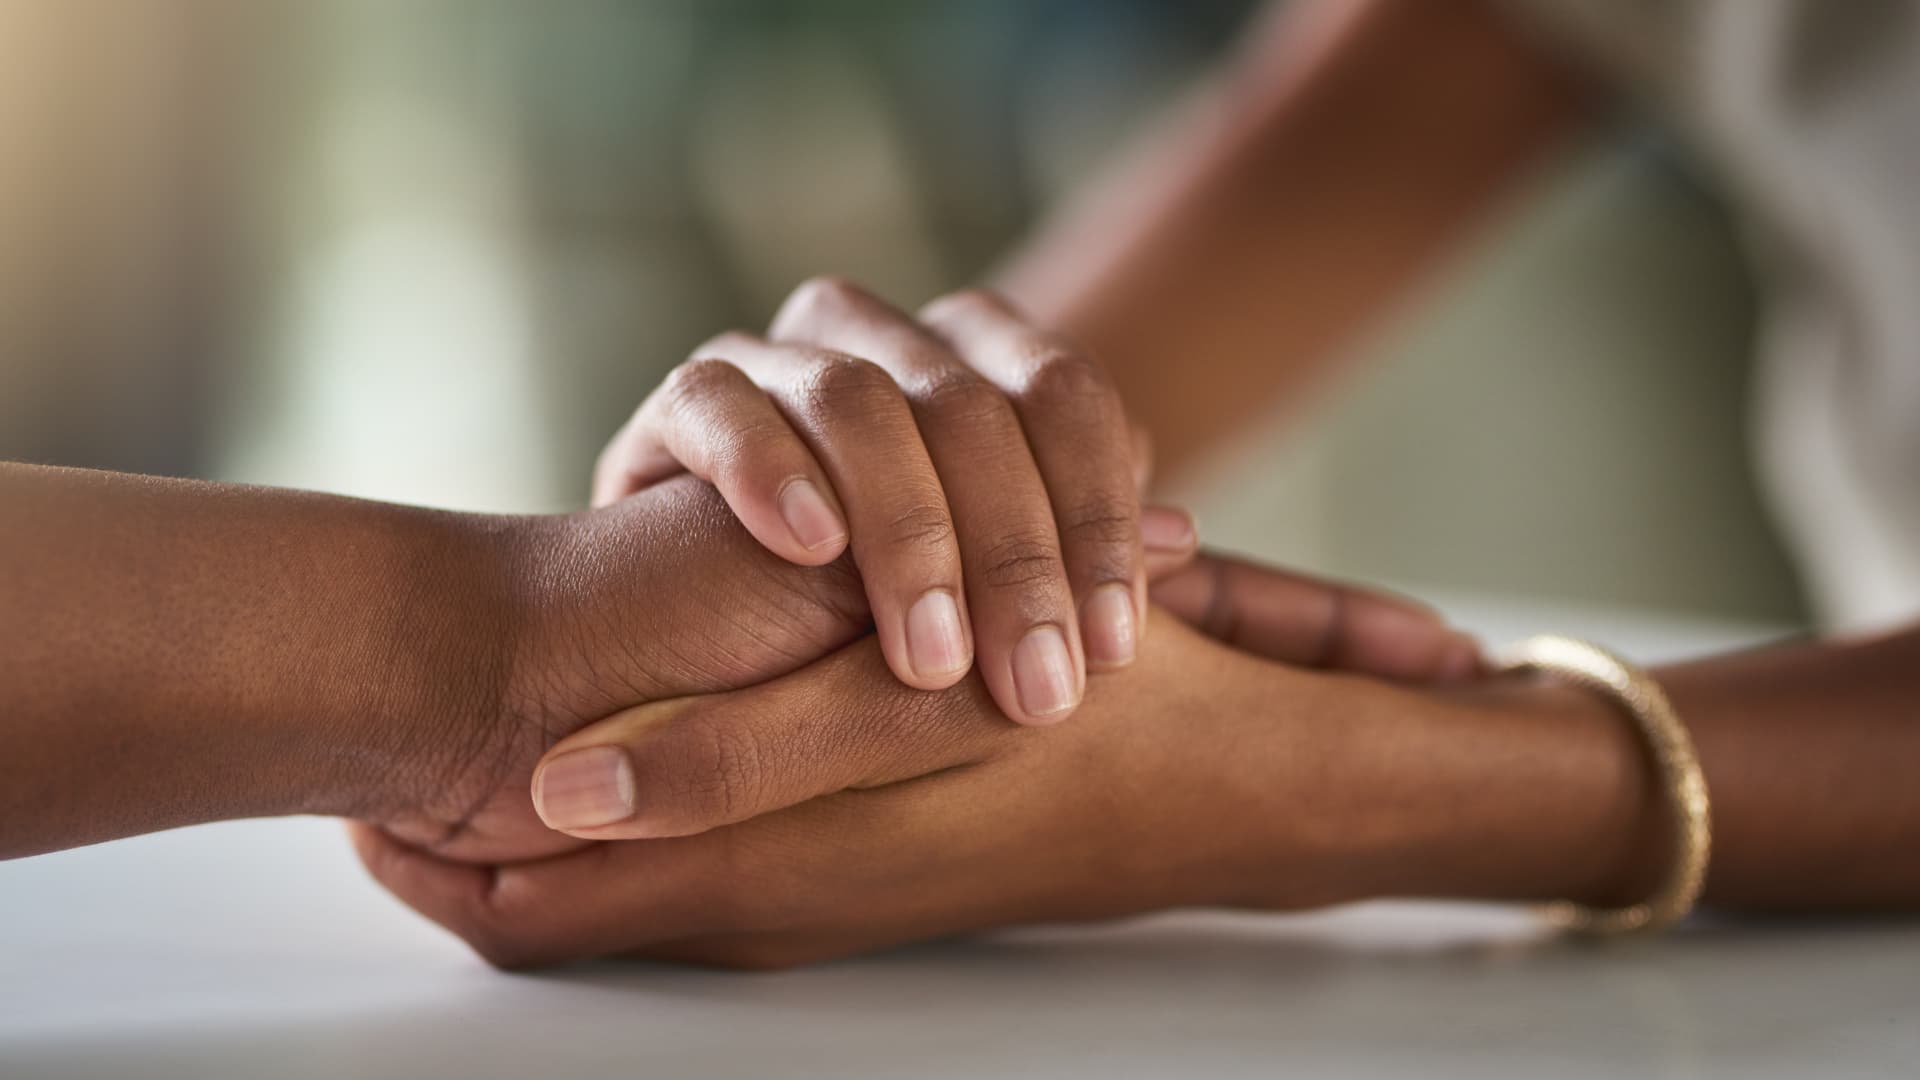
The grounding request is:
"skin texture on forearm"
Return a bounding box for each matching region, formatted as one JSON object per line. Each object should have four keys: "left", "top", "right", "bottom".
{"left": 996, "top": 0, "right": 1595, "bottom": 481}
{"left": 0, "top": 462, "right": 512, "bottom": 858}
{"left": 1314, "top": 628, "right": 1920, "bottom": 913}
{"left": 1659, "top": 629, "right": 1920, "bottom": 908}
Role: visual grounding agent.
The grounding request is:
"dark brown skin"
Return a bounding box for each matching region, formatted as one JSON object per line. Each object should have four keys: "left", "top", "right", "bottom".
{"left": 0, "top": 464, "right": 860, "bottom": 862}
{"left": 0, "top": 461, "right": 1469, "bottom": 861}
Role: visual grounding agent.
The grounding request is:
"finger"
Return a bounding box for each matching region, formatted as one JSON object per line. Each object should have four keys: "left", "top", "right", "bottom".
{"left": 701, "top": 334, "right": 974, "bottom": 692}
{"left": 771, "top": 277, "right": 1085, "bottom": 724}
{"left": 1141, "top": 504, "right": 1199, "bottom": 580}
{"left": 531, "top": 635, "right": 1005, "bottom": 841}
{"left": 347, "top": 822, "right": 501, "bottom": 959}
{"left": 1130, "top": 424, "right": 1155, "bottom": 498}
{"left": 594, "top": 353, "right": 848, "bottom": 565}
{"left": 919, "top": 289, "right": 1145, "bottom": 673}
{"left": 1149, "top": 551, "right": 1482, "bottom": 681}
{"left": 350, "top": 820, "right": 727, "bottom": 970}
{"left": 591, "top": 417, "right": 668, "bottom": 508}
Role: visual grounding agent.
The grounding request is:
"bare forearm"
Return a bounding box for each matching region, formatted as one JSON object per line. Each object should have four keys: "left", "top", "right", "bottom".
{"left": 0, "top": 464, "right": 512, "bottom": 857}
{"left": 1304, "top": 628, "right": 1920, "bottom": 913}
{"left": 1657, "top": 630, "right": 1920, "bottom": 907}
{"left": 998, "top": 0, "right": 1592, "bottom": 481}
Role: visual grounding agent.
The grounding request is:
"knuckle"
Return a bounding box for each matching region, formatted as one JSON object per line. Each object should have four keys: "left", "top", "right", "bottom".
{"left": 883, "top": 500, "right": 959, "bottom": 557}
{"left": 773, "top": 275, "right": 868, "bottom": 334}
{"left": 1018, "top": 348, "right": 1113, "bottom": 413}
{"left": 917, "top": 373, "right": 1017, "bottom": 430}
{"left": 657, "top": 358, "right": 796, "bottom": 485}
{"left": 795, "top": 354, "right": 900, "bottom": 416}
{"left": 661, "top": 356, "right": 747, "bottom": 407}
{"left": 792, "top": 273, "right": 864, "bottom": 307}
{"left": 918, "top": 286, "right": 1012, "bottom": 324}
{"left": 1057, "top": 494, "right": 1137, "bottom": 552}
{"left": 976, "top": 530, "right": 1065, "bottom": 592}
{"left": 669, "top": 713, "right": 774, "bottom": 827}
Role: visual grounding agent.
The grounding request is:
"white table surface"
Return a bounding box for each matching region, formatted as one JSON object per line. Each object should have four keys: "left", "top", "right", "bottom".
{"left": 4, "top": 594, "right": 1916, "bottom": 1078}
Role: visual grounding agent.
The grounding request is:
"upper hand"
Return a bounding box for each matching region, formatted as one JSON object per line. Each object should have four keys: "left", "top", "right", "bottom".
{"left": 593, "top": 277, "right": 1152, "bottom": 725}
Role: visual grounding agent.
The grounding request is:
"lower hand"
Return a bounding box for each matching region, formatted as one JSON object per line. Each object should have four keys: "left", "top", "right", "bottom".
{"left": 356, "top": 554, "right": 1493, "bottom": 969}
{"left": 373, "top": 491, "right": 1470, "bottom": 865}
{"left": 357, "top": 612, "right": 1350, "bottom": 968}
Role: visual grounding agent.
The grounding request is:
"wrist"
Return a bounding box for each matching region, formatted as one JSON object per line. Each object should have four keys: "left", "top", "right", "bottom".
{"left": 1411, "top": 676, "right": 1667, "bottom": 906}
{"left": 313, "top": 505, "right": 528, "bottom": 824}
{"left": 1225, "top": 670, "right": 1663, "bottom": 911}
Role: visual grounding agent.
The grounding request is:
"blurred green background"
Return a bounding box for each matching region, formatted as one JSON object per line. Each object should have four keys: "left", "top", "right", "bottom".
{"left": 0, "top": 0, "right": 1805, "bottom": 622}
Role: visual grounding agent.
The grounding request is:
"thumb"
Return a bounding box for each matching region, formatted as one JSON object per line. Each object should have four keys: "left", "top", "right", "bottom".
{"left": 529, "top": 637, "right": 1007, "bottom": 841}
{"left": 1149, "top": 550, "right": 1482, "bottom": 682}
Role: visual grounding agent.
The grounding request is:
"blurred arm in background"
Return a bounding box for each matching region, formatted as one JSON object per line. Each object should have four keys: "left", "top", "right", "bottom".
{"left": 998, "top": 0, "right": 1596, "bottom": 482}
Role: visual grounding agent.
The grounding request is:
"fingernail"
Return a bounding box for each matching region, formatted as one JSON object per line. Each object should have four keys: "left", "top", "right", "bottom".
{"left": 534, "top": 746, "right": 636, "bottom": 831}
{"left": 906, "top": 589, "right": 970, "bottom": 678}
{"left": 1141, "top": 506, "right": 1196, "bottom": 551}
{"left": 1081, "top": 583, "right": 1137, "bottom": 668}
{"left": 779, "top": 479, "right": 847, "bottom": 552}
{"left": 1012, "top": 624, "right": 1079, "bottom": 719}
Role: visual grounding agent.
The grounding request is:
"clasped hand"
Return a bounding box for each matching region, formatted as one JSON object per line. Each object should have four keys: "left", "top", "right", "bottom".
{"left": 353, "top": 278, "right": 1481, "bottom": 969}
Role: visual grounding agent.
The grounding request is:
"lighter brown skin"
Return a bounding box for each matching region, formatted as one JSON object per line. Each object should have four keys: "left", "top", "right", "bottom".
{"left": 359, "top": 608, "right": 1920, "bottom": 971}
{"left": 999, "top": 0, "right": 1595, "bottom": 481}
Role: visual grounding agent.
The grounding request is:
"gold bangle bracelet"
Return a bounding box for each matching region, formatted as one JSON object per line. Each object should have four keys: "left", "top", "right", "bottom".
{"left": 1495, "top": 634, "right": 1712, "bottom": 935}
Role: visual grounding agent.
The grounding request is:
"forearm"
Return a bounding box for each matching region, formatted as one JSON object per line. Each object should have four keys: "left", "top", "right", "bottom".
{"left": 997, "top": 0, "right": 1592, "bottom": 480}
{"left": 1274, "top": 628, "right": 1920, "bottom": 913}
{"left": 1657, "top": 631, "right": 1920, "bottom": 907}
{"left": 0, "top": 463, "right": 512, "bottom": 857}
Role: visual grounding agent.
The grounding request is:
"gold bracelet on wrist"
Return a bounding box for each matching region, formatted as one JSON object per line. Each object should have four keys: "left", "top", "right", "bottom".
{"left": 1494, "top": 634, "right": 1712, "bottom": 935}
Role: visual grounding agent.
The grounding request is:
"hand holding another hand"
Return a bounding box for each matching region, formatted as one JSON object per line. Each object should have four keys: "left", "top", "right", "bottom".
{"left": 356, "top": 275, "right": 1486, "bottom": 960}
{"left": 359, "top": 546, "right": 1489, "bottom": 969}
{"left": 595, "top": 277, "right": 1166, "bottom": 724}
